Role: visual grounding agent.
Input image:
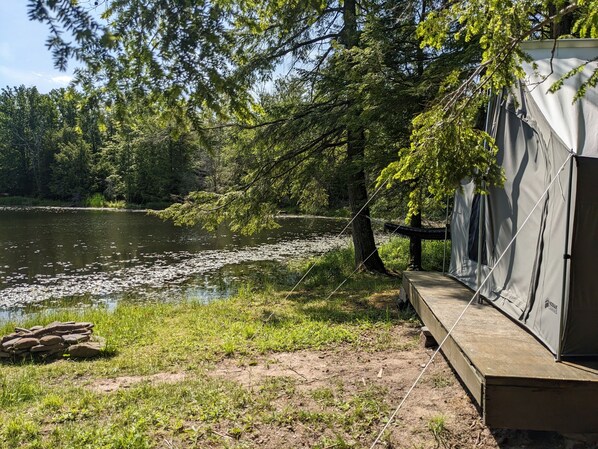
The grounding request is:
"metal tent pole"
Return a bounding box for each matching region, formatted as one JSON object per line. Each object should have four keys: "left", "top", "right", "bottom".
{"left": 475, "top": 191, "right": 485, "bottom": 304}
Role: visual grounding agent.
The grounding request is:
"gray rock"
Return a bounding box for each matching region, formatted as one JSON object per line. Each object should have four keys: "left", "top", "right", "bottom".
{"left": 0, "top": 322, "right": 99, "bottom": 361}
{"left": 55, "top": 329, "right": 88, "bottom": 335}
{"left": 30, "top": 345, "right": 49, "bottom": 353}
{"left": 30, "top": 323, "right": 88, "bottom": 338}
{"left": 1, "top": 333, "right": 19, "bottom": 344}
{"left": 63, "top": 334, "right": 90, "bottom": 345}
{"left": 40, "top": 335, "right": 63, "bottom": 346}
{"left": 13, "top": 338, "right": 40, "bottom": 350}
{"left": 31, "top": 343, "right": 64, "bottom": 353}
{"left": 2, "top": 338, "right": 21, "bottom": 350}
{"left": 68, "top": 342, "right": 102, "bottom": 358}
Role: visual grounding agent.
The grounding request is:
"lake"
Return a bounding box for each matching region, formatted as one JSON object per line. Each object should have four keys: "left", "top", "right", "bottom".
{"left": 0, "top": 207, "right": 349, "bottom": 318}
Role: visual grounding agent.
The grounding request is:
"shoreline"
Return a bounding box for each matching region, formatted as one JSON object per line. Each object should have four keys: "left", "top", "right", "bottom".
{"left": 0, "top": 205, "right": 356, "bottom": 220}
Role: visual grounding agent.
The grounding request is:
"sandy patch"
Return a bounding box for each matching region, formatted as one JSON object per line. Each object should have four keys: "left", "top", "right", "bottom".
{"left": 90, "top": 372, "right": 188, "bottom": 393}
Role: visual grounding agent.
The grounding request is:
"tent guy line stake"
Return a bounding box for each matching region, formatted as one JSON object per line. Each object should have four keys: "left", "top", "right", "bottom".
{"left": 368, "top": 152, "right": 573, "bottom": 448}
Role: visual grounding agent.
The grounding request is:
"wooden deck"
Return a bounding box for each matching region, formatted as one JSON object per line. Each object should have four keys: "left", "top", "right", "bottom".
{"left": 403, "top": 271, "right": 598, "bottom": 432}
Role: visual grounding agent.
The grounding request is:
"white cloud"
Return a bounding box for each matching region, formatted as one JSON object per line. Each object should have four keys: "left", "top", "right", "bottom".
{"left": 0, "top": 66, "right": 75, "bottom": 92}
{"left": 50, "top": 75, "right": 73, "bottom": 85}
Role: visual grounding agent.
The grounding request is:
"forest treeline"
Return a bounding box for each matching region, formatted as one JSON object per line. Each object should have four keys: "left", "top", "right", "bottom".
{"left": 0, "top": 80, "right": 360, "bottom": 213}
{"left": 0, "top": 85, "right": 217, "bottom": 207}
{"left": 0, "top": 83, "right": 356, "bottom": 211}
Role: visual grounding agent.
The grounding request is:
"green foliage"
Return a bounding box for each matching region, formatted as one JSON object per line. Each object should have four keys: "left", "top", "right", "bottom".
{"left": 428, "top": 414, "right": 447, "bottom": 440}
{"left": 0, "top": 85, "right": 207, "bottom": 206}
{"left": 0, "top": 370, "right": 42, "bottom": 408}
{"left": 83, "top": 193, "right": 125, "bottom": 208}
{"left": 85, "top": 193, "right": 108, "bottom": 208}
{"left": 27, "top": 0, "right": 455, "bottom": 271}
{"left": 295, "top": 246, "right": 356, "bottom": 288}
{"left": 143, "top": 0, "right": 457, "bottom": 244}
{"left": 378, "top": 238, "right": 450, "bottom": 273}
{"left": 98, "top": 114, "right": 200, "bottom": 204}
{"left": 0, "top": 86, "right": 102, "bottom": 201}
{"left": 383, "top": 0, "right": 598, "bottom": 214}
{"left": 50, "top": 132, "right": 93, "bottom": 200}
{"left": 1, "top": 416, "right": 41, "bottom": 448}
{"left": 0, "top": 196, "right": 68, "bottom": 207}
{"left": 417, "top": 0, "right": 598, "bottom": 94}
{"left": 381, "top": 93, "right": 504, "bottom": 215}
{"left": 156, "top": 190, "right": 280, "bottom": 235}
{"left": 0, "top": 86, "right": 59, "bottom": 197}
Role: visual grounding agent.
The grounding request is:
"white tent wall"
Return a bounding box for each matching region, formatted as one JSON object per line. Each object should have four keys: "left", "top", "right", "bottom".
{"left": 521, "top": 40, "right": 598, "bottom": 157}
{"left": 449, "top": 39, "right": 598, "bottom": 357}
{"left": 449, "top": 86, "right": 574, "bottom": 355}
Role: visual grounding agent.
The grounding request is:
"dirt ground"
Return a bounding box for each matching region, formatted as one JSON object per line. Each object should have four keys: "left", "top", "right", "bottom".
{"left": 89, "top": 328, "right": 598, "bottom": 448}
{"left": 210, "top": 341, "right": 598, "bottom": 448}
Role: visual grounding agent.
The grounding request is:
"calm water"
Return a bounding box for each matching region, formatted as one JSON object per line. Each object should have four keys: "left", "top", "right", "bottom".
{"left": 0, "top": 207, "right": 349, "bottom": 317}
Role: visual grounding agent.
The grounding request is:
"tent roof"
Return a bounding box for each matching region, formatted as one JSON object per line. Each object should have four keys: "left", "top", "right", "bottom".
{"left": 520, "top": 39, "right": 598, "bottom": 156}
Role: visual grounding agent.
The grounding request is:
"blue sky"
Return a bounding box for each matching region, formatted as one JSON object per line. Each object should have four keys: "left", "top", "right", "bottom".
{"left": 0, "top": 2, "right": 77, "bottom": 93}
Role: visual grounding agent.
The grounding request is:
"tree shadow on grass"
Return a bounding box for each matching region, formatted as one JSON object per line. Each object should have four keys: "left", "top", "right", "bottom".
{"left": 262, "top": 289, "right": 419, "bottom": 328}
{"left": 0, "top": 349, "right": 117, "bottom": 366}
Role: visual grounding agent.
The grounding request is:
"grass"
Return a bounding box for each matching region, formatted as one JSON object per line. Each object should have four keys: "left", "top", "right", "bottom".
{"left": 0, "top": 298, "right": 407, "bottom": 448}
{"left": 428, "top": 414, "right": 449, "bottom": 447}
{"left": 378, "top": 238, "right": 450, "bottom": 273}
{"left": 0, "top": 239, "right": 448, "bottom": 448}
{"left": 84, "top": 193, "right": 126, "bottom": 209}
{"left": 0, "top": 196, "right": 69, "bottom": 207}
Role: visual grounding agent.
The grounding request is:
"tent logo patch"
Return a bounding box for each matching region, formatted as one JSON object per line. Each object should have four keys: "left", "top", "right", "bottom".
{"left": 544, "top": 299, "right": 558, "bottom": 314}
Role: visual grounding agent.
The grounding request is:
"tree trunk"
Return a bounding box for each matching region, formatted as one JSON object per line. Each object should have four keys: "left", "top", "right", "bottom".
{"left": 408, "top": 211, "right": 422, "bottom": 270}
{"left": 342, "top": 0, "right": 386, "bottom": 273}
{"left": 407, "top": 0, "right": 426, "bottom": 271}
{"left": 548, "top": 2, "right": 574, "bottom": 38}
{"left": 347, "top": 129, "right": 386, "bottom": 273}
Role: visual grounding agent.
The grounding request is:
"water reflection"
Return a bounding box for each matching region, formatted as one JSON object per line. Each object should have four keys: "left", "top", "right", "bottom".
{"left": 0, "top": 208, "right": 349, "bottom": 314}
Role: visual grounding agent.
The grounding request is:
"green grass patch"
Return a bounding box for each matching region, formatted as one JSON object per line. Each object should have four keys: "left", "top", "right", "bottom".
{"left": 84, "top": 193, "right": 126, "bottom": 209}
{"left": 0, "top": 288, "right": 411, "bottom": 448}
{"left": 0, "top": 238, "right": 437, "bottom": 448}
{"left": 378, "top": 237, "right": 450, "bottom": 272}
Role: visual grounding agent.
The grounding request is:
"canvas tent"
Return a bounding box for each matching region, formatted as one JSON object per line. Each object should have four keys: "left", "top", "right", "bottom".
{"left": 449, "top": 39, "right": 598, "bottom": 359}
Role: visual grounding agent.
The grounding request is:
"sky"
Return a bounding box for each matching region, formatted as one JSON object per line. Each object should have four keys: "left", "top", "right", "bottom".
{"left": 0, "top": 1, "right": 78, "bottom": 93}
{"left": 0, "top": 2, "right": 288, "bottom": 95}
